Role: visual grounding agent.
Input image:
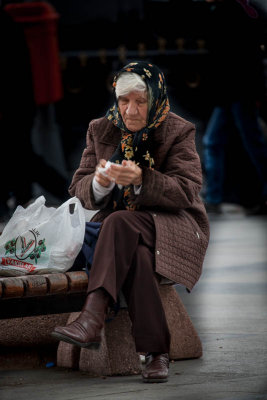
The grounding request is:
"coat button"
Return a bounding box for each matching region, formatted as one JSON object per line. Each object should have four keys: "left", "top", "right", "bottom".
{"left": 153, "top": 213, "right": 157, "bottom": 217}
{"left": 196, "top": 232, "right": 200, "bottom": 239}
{"left": 156, "top": 250, "right": 160, "bottom": 255}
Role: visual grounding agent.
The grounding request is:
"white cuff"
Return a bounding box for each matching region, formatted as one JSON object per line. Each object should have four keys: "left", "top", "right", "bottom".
{"left": 134, "top": 185, "right": 142, "bottom": 195}
{"left": 92, "top": 176, "right": 115, "bottom": 203}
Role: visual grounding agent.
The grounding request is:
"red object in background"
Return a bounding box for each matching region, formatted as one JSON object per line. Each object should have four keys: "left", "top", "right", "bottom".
{"left": 4, "top": 2, "right": 63, "bottom": 105}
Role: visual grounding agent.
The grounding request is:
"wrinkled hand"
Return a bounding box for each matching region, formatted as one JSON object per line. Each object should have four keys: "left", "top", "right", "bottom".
{"left": 107, "top": 160, "right": 142, "bottom": 186}
{"left": 95, "top": 159, "right": 114, "bottom": 188}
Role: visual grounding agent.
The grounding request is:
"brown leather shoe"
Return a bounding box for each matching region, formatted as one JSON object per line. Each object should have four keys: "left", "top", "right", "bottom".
{"left": 142, "top": 353, "right": 169, "bottom": 383}
{"left": 51, "top": 289, "right": 110, "bottom": 349}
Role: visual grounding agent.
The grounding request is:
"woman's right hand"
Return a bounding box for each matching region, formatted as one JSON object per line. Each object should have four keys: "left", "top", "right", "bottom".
{"left": 95, "top": 159, "right": 113, "bottom": 187}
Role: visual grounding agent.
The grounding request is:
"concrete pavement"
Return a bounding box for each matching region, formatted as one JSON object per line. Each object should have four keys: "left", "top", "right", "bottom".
{"left": 0, "top": 205, "right": 267, "bottom": 399}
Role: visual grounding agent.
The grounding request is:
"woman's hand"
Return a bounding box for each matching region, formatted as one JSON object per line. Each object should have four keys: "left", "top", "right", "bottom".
{"left": 106, "top": 160, "right": 142, "bottom": 186}
{"left": 95, "top": 159, "right": 114, "bottom": 187}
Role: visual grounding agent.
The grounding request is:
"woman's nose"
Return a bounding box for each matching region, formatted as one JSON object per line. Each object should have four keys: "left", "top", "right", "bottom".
{"left": 126, "top": 101, "right": 137, "bottom": 115}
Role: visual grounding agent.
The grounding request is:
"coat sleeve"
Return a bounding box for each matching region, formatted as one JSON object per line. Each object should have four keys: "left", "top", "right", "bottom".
{"left": 132, "top": 121, "right": 202, "bottom": 212}
{"left": 68, "top": 122, "right": 113, "bottom": 210}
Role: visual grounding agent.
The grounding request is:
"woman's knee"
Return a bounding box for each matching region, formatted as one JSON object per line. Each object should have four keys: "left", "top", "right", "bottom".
{"left": 100, "top": 210, "right": 154, "bottom": 248}
{"left": 102, "top": 210, "right": 132, "bottom": 227}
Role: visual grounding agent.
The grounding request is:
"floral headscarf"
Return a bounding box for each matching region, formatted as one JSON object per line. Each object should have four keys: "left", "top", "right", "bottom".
{"left": 106, "top": 61, "right": 170, "bottom": 210}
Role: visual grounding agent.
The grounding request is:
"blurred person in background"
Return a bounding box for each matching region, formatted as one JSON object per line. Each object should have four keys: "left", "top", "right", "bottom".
{"left": 202, "top": 0, "right": 267, "bottom": 214}
{"left": 0, "top": 2, "right": 70, "bottom": 223}
{"left": 52, "top": 61, "right": 209, "bottom": 383}
{"left": 0, "top": 4, "right": 35, "bottom": 221}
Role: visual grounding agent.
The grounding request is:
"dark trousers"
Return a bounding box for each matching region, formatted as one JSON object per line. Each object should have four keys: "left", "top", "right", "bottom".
{"left": 202, "top": 101, "right": 267, "bottom": 204}
{"left": 87, "top": 210, "right": 170, "bottom": 353}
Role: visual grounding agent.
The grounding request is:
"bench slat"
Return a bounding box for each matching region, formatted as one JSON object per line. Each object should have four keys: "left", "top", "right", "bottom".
{"left": 1, "top": 277, "right": 25, "bottom": 298}
{"left": 21, "top": 275, "right": 48, "bottom": 297}
{"left": 44, "top": 273, "right": 69, "bottom": 294}
{"left": 66, "top": 271, "right": 88, "bottom": 293}
{"left": 0, "top": 271, "right": 89, "bottom": 300}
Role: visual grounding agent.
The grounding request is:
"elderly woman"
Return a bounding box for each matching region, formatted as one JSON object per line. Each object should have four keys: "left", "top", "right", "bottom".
{"left": 52, "top": 61, "right": 209, "bottom": 383}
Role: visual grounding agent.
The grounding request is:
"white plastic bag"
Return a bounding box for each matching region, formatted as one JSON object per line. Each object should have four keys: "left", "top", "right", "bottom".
{"left": 0, "top": 196, "right": 85, "bottom": 276}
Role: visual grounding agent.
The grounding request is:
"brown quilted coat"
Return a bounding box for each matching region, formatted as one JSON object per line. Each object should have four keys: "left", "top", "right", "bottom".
{"left": 69, "top": 112, "right": 209, "bottom": 291}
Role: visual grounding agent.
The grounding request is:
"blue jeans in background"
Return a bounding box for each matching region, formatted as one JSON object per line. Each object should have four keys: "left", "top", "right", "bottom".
{"left": 202, "top": 101, "right": 267, "bottom": 205}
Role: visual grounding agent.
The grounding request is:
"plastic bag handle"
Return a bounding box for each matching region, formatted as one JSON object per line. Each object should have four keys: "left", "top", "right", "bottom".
{"left": 69, "top": 203, "right": 76, "bottom": 214}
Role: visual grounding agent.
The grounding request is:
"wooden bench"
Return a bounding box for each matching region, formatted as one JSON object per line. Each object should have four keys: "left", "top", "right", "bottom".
{"left": 0, "top": 272, "right": 202, "bottom": 375}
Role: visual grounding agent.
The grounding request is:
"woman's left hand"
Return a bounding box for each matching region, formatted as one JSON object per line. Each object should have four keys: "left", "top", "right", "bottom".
{"left": 106, "top": 160, "right": 142, "bottom": 186}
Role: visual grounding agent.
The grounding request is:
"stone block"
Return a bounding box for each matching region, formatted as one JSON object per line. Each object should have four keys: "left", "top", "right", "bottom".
{"left": 79, "top": 309, "right": 141, "bottom": 376}
{"left": 159, "top": 285, "right": 202, "bottom": 360}
{"left": 0, "top": 313, "right": 70, "bottom": 347}
{"left": 0, "top": 313, "right": 70, "bottom": 370}
{"left": 56, "top": 312, "right": 81, "bottom": 369}
{"left": 56, "top": 286, "right": 202, "bottom": 376}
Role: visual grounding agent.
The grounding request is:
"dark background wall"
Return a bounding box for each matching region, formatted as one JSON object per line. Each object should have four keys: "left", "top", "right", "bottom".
{"left": 1, "top": 0, "right": 267, "bottom": 212}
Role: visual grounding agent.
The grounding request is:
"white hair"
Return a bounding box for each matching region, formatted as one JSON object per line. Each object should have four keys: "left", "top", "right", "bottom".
{"left": 115, "top": 72, "right": 147, "bottom": 97}
{"left": 115, "top": 72, "right": 153, "bottom": 111}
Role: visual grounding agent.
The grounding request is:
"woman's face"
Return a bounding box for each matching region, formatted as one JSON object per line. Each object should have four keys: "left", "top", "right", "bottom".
{"left": 118, "top": 91, "right": 148, "bottom": 132}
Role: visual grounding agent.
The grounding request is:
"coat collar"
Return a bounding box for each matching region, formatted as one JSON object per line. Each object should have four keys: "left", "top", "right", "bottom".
{"left": 152, "top": 118, "right": 166, "bottom": 144}
{"left": 98, "top": 118, "right": 121, "bottom": 146}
